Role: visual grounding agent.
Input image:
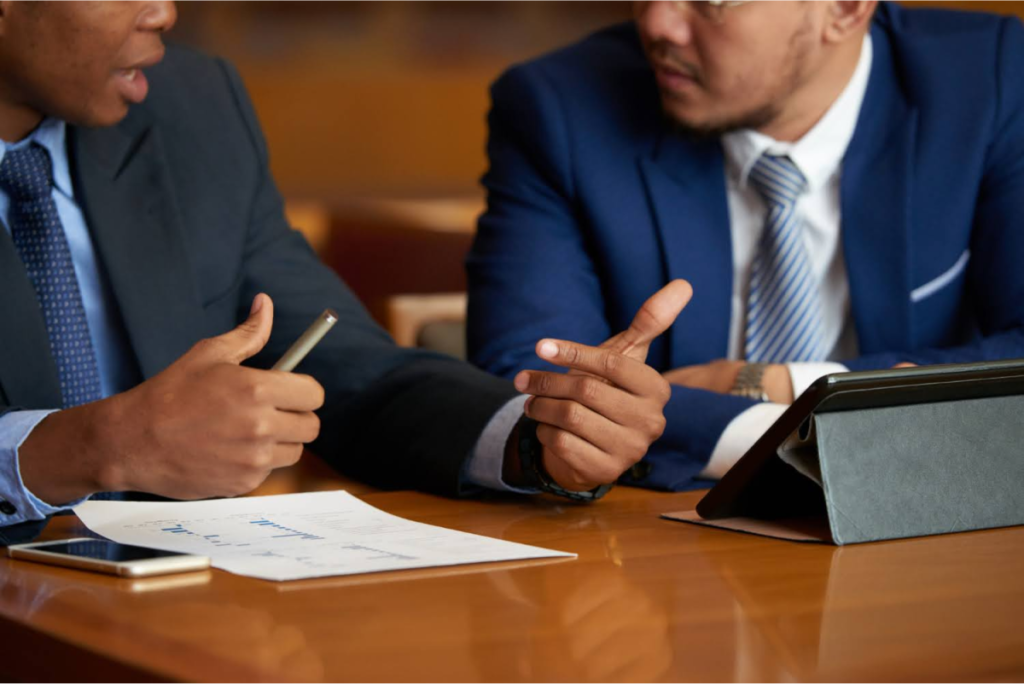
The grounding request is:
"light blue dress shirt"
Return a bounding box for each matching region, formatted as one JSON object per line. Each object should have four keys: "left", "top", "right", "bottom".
{"left": 0, "top": 119, "right": 138, "bottom": 524}
{"left": 0, "top": 119, "right": 524, "bottom": 526}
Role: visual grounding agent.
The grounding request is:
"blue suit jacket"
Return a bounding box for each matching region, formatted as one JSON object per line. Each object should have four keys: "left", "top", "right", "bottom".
{"left": 467, "top": 4, "right": 1024, "bottom": 491}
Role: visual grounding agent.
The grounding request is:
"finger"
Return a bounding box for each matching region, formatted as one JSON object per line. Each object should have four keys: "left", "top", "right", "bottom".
{"left": 535, "top": 424, "right": 624, "bottom": 491}
{"left": 200, "top": 294, "right": 275, "bottom": 365}
{"left": 529, "top": 342, "right": 669, "bottom": 397}
{"left": 235, "top": 367, "right": 326, "bottom": 412}
{"left": 270, "top": 443, "right": 305, "bottom": 469}
{"left": 516, "top": 371, "right": 651, "bottom": 426}
{"left": 526, "top": 397, "right": 631, "bottom": 455}
{"left": 270, "top": 410, "right": 322, "bottom": 445}
{"left": 601, "top": 279, "right": 692, "bottom": 362}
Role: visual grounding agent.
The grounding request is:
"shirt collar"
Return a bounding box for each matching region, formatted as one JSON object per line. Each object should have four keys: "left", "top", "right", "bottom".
{"left": 722, "top": 33, "right": 874, "bottom": 194}
{"left": 0, "top": 118, "right": 74, "bottom": 199}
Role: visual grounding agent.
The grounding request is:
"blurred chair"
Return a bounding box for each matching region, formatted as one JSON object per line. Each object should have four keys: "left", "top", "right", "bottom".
{"left": 321, "top": 196, "right": 481, "bottom": 328}
{"left": 386, "top": 292, "right": 467, "bottom": 359}
{"left": 284, "top": 200, "right": 332, "bottom": 255}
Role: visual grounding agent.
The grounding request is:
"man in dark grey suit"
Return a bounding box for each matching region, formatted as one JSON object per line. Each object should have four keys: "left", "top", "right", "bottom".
{"left": 0, "top": 1, "right": 689, "bottom": 545}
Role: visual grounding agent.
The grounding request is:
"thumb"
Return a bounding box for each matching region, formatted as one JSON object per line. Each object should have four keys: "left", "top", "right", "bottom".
{"left": 205, "top": 293, "right": 275, "bottom": 365}
{"left": 601, "top": 279, "right": 692, "bottom": 362}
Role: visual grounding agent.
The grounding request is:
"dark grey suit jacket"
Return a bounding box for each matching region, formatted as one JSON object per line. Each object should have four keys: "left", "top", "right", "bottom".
{"left": 0, "top": 45, "right": 518, "bottom": 545}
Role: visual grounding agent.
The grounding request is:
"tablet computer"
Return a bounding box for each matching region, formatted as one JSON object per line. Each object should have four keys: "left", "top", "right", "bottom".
{"left": 695, "top": 358, "right": 1024, "bottom": 521}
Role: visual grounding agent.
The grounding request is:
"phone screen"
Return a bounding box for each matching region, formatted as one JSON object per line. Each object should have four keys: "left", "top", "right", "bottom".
{"left": 34, "top": 539, "right": 189, "bottom": 562}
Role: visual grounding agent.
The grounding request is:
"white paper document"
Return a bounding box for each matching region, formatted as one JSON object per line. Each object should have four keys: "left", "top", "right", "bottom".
{"left": 74, "top": 490, "right": 574, "bottom": 582}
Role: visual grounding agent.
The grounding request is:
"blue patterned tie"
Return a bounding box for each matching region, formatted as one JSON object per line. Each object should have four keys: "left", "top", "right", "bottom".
{"left": 0, "top": 144, "right": 103, "bottom": 408}
{"left": 744, "top": 154, "right": 827, "bottom": 363}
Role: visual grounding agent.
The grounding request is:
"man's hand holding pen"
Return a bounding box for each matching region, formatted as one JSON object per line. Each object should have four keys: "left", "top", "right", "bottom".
{"left": 20, "top": 293, "right": 325, "bottom": 505}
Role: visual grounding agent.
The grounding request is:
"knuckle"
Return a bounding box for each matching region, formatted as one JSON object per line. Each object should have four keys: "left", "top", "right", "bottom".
{"left": 579, "top": 377, "right": 601, "bottom": 402}
{"left": 249, "top": 445, "right": 274, "bottom": 470}
{"left": 537, "top": 372, "right": 553, "bottom": 395}
{"left": 645, "top": 412, "right": 667, "bottom": 439}
{"left": 563, "top": 344, "right": 582, "bottom": 366}
{"left": 245, "top": 379, "right": 267, "bottom": 404}
{"left": 307, "top": 413, "right": 322, "bottom": 442}
{"left": 655, "top": 378, "right": 672, "bottom": 405}
{"left": 552, "top": 429, "right": 573, "bottom": 453}
{"left": 562, "top": 403, "right": 584, "bottom": 429}
{"left": 602, "top": 350, "right": 621, "bottom": 376}
{"left": 243, "top": 414, "right": 272, "bottom": 440}
{"left": 629, "top": 432, "right": 651, "bottom": 459}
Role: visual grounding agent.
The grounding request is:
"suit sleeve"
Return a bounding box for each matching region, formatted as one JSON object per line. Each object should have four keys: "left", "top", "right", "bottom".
{"left": 845, "top": 17, "right": 1024, "bottom": 372}
{"left": 215, "top": 59, "right": 519, "bottom": 497}
{"left": 468, "top": 65, "right": 755, "bottom": 492}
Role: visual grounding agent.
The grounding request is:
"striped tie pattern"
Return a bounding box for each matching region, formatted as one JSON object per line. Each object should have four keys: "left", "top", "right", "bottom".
{"left": 744, "top": 154, "right": 827, "bottom": 363}
{"left": 0, "top": 144, "right": 103, "bottom": 408}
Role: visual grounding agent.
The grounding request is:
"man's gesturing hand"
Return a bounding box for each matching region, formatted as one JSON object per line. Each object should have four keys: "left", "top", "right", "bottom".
{"left": 510, "top": 280, "right": 692, "bottom": 492}
{"left": 20, "top": 294, "right": 325, "bottom": 504}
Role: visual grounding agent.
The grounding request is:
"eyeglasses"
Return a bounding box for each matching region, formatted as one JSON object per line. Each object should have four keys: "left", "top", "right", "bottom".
{"left": 671, "top": 0, "right": 750, "bottom": 25}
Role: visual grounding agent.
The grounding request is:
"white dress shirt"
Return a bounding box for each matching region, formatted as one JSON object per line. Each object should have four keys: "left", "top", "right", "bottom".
{"left": 700, "top": 35, "right": 873, "bottom": 479}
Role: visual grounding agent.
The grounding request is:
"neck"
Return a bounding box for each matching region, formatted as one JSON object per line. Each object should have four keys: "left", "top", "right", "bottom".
{"left": 0, "top": 96, "right": 45, "bottom": 142}
{"left": 757, "top": 36, "right": 864, "bottom": 143}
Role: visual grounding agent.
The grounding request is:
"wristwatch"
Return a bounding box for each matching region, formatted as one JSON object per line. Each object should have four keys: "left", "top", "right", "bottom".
{"left": 730, "top": 362, "right": 771, "bottom": 402}
{"left": 516, "top": 417, "right": 613, "bottom": 502}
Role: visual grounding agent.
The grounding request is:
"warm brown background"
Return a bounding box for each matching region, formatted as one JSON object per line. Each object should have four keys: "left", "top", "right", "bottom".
{"left": 174, "top": 1, "right": 1024, "bottom": 203}
{"left": 170, "top": 2, "right": 1024, "bottom": 328}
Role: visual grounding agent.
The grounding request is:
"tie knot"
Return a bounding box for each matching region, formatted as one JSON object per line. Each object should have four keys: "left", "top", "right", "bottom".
{"left": 0, "top": 144, "right": 54, "bottom": 202}
{"left": 748, "top": 154, "right": 806, "bottom": 208}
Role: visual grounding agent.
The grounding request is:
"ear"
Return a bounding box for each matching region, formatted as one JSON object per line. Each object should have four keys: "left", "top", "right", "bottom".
{"left": 823, "top": 1, "right": 877, "bottom": 44}
{"left": 0, "top": 2, "right": 8, "bottom": 37}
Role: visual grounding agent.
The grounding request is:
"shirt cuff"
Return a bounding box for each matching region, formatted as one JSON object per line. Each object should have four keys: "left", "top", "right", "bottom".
{"left": 786, "top": 362, "right": 850, "bottom": 399}
{"left": 1, "top": 410, "right": 88, "bottom": 525}
{"left": 463, "top": 394, "right": 538, "bottom": 494}
{"left": 700, "top": 402, "right": 789, "bottom": 480}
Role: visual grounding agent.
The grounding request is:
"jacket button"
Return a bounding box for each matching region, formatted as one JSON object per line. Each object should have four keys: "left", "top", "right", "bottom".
{"left": 0, "top": 500, "right": 16, "bottom": 516}
{"left": 628, "top": 462, "right": 653, "bottom": 480}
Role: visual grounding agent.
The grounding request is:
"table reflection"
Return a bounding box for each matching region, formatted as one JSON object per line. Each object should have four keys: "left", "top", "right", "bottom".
{"left": 692, "top": 527, "right": 1024, "bottom": 681}
{"left": 0, "top": 559, "right": 325, "bottom": 682}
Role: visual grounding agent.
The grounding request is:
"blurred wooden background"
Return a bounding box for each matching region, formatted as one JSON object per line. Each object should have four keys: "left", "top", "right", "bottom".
{"left": 173, "top": 1, "right": 1024, "bottom": 203}
{"left": 171, "top": 1, "right": 1024, "bottom": 337}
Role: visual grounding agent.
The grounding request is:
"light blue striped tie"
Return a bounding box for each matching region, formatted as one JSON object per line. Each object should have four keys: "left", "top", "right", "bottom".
{"left": 744, "top": 154, "right": 827, "bottom": 363}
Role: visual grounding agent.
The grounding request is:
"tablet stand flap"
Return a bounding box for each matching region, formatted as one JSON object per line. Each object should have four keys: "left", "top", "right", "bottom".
{"left": 814, "top": 393, "right": 1024, "bottom": 545}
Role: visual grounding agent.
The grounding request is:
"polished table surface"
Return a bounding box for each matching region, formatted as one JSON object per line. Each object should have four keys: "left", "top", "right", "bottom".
{"left": 2, "top": 463, "right": 1024, "bottom": 682}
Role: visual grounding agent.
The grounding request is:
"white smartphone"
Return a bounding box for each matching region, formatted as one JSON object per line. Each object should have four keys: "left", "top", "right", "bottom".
{"left": 7, "top": 538, "right": 211, "bottom": 578}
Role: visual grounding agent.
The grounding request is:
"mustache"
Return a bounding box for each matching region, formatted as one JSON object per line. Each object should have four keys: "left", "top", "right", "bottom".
{"left": 648, "top": 41, "right": 704, "bottom": 84}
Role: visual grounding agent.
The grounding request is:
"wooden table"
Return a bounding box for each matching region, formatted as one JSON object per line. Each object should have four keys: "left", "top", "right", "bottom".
{"left": 2, "top": 472, "right": 1024, "bottom": 682}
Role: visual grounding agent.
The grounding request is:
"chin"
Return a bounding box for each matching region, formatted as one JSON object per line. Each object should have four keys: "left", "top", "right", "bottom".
{"left": 84, "top": 102, "right": 132, "bottom": 129}
{"left": 663, "top": 98, "right": 779, "bottom": 139}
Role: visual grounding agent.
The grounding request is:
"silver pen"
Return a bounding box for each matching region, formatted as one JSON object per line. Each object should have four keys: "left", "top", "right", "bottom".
{"left": 271, "top": 309, "right": 339, "bottom": 372}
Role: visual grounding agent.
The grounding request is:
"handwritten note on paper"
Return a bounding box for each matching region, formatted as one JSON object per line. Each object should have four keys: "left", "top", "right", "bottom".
{"left": 74, "top": 491, "right": 574, "bottom": 582}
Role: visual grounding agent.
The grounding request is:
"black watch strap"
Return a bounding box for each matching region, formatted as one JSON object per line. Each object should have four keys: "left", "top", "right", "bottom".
{"left": 517, "top": 417, "right": 613, "bottom": 502}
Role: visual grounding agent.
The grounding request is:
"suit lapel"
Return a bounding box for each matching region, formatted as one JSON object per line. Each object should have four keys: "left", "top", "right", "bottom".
{"left": 69, "top": 122, "right": 206, "bottom": 380}
{"left": 840, "top": 24, "right": 918, "bottom": 355}
{"left": 639, "top": 129, "right": 733, "bottom": 367}
{"left": 0, "top": 232, "right": 63, "bottom": 408}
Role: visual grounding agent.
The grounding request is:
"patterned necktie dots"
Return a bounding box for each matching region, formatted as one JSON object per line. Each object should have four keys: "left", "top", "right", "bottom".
{"left": 0, "top": 144, "right": 103, "bottom": 408}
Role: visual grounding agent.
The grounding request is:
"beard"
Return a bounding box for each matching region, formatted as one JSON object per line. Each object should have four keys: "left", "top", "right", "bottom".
{"left": 665, "top": 99, "right": 782, "bottom": 140}
{"left": 653, "top": 7, "right": 817, "bottom": 141}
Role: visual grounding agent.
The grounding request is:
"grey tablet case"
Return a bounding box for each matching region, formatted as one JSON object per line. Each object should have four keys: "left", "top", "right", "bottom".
{"left": 665, "top": 360, "right": 1024, "bottom": 545}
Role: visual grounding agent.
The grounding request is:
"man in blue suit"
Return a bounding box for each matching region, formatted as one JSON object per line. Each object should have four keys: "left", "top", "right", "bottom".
{"left": 468, "top": 1, "right": 1024, "bottom": 491}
